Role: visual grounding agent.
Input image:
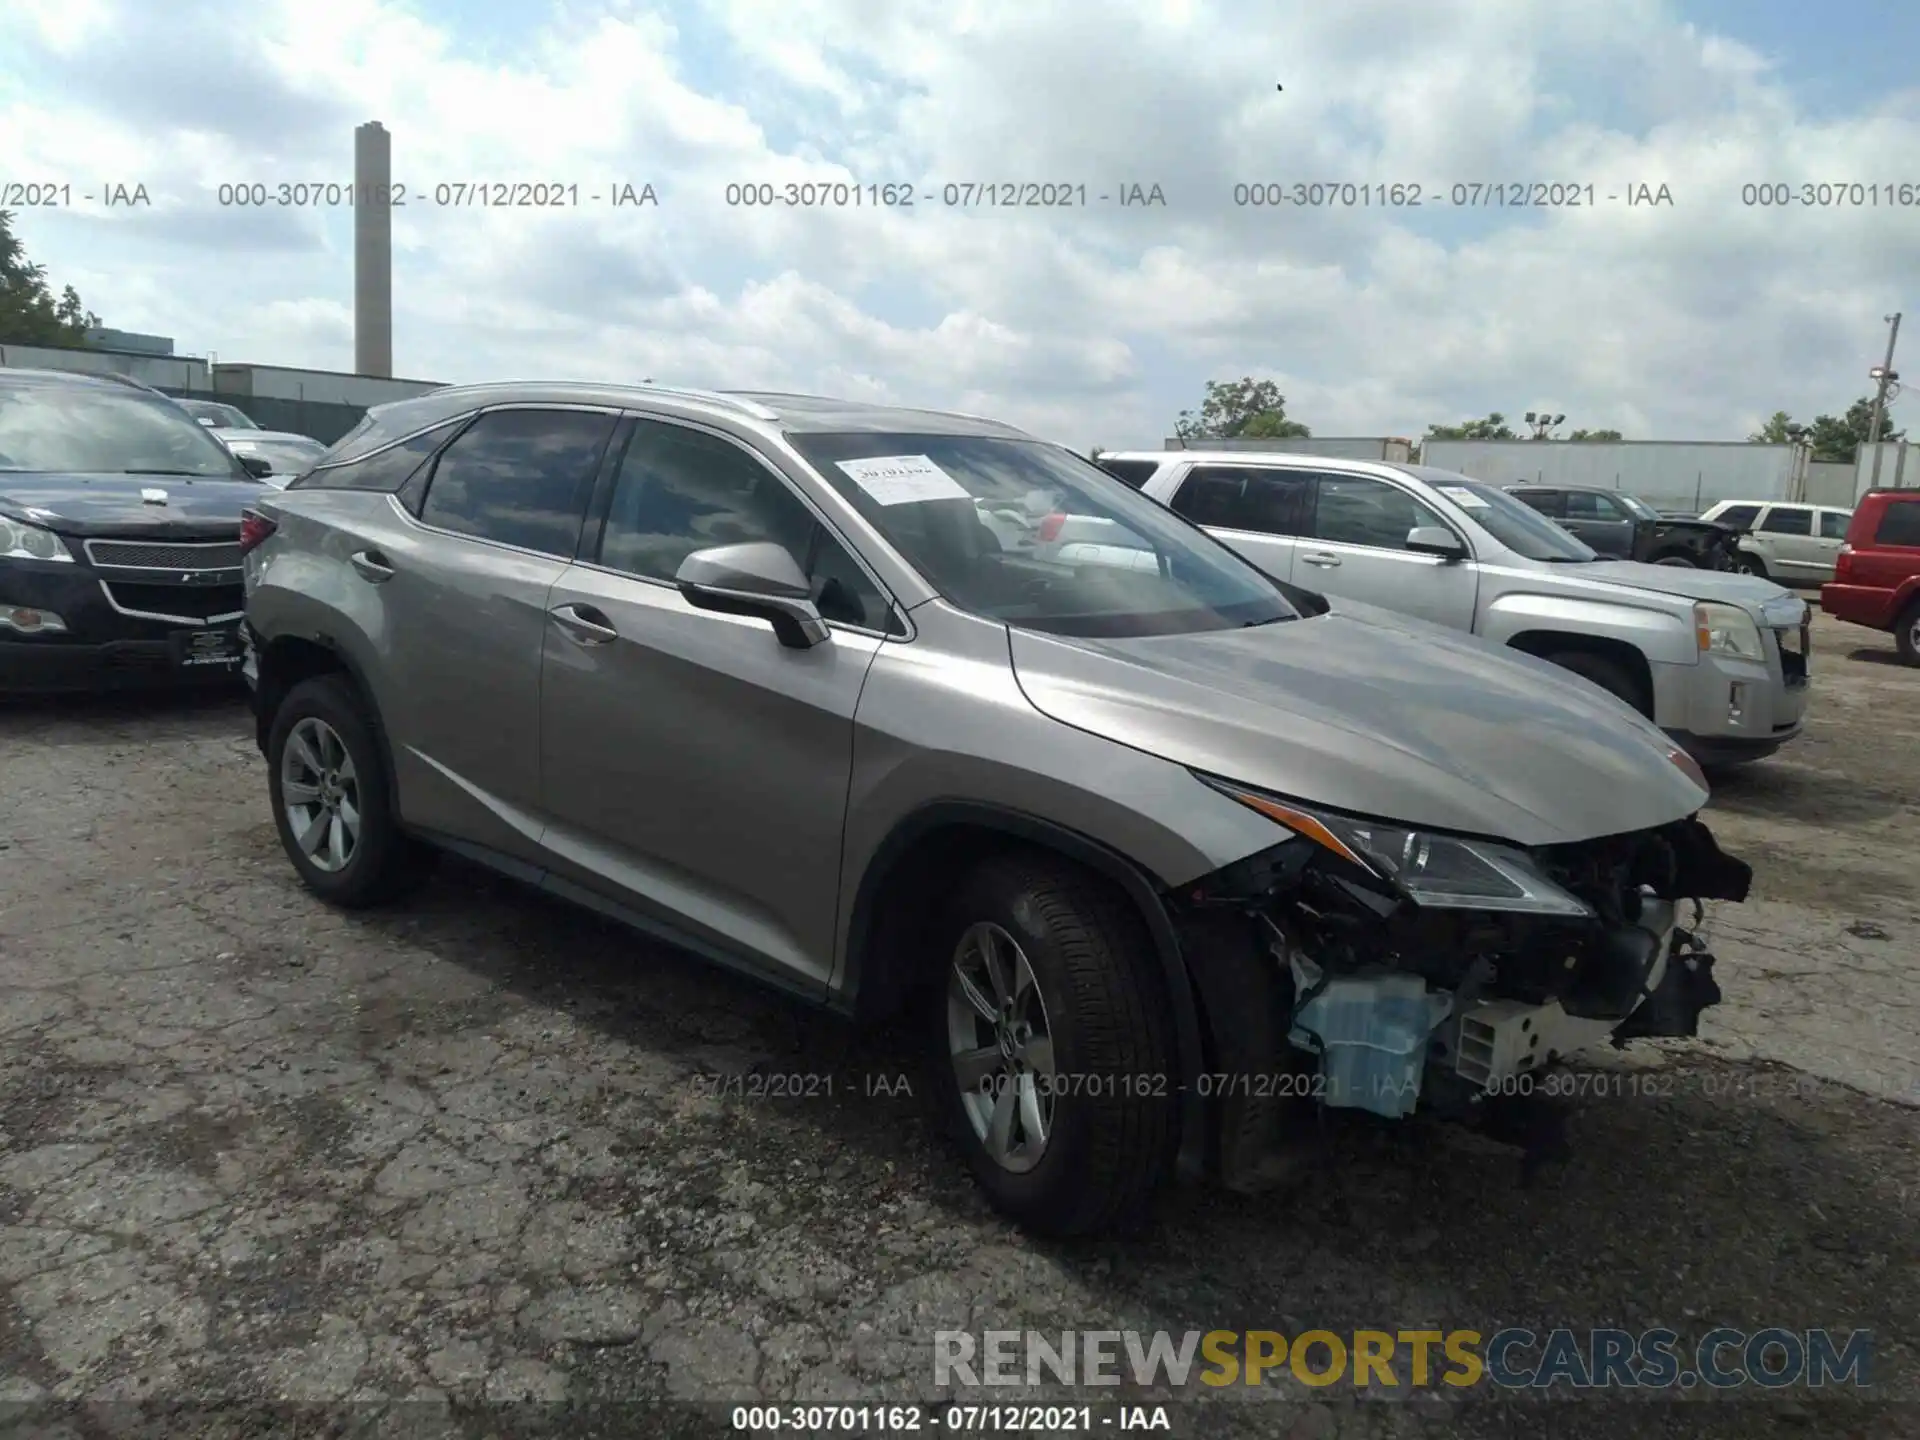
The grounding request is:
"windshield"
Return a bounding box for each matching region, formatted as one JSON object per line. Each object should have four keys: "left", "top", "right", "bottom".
{"left": 0, "top": 381, "right": 248, "bottom": 477}
{"left": 1620, "top": 493, "right": 1661, "bottom": 520}
{"left": 1403, "top": 468, "right": 1598, "bottom": 562}
{"left": 229, "top": 437, "right": 324, "bottom": 473}
{"left": 787, "top": 432, "right": 1299, "bottom": 637}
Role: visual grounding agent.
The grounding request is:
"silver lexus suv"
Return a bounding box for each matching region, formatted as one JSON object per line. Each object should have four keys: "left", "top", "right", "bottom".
{"left": 241, "top": 383, "right": 1753, "bottom": 1235}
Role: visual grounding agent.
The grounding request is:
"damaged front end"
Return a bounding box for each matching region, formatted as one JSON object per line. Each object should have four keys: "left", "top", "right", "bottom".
{"left": 1173, "top": 778, "right": 1752, "bottom": 1188}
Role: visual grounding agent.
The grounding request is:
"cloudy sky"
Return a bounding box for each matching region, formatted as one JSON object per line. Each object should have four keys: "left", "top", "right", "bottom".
{"left": 1, "top": 0, "right": 1915, "bottom": 449}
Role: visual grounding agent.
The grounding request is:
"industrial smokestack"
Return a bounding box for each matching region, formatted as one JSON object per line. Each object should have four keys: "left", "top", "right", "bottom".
{"left": 354, "top": 121, "right": 393, "bottom": 377}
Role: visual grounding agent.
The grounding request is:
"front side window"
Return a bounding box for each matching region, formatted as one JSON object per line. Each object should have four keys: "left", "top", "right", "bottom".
{"left": 785, "top": 433, "right": 1298, "bottom": 638}
{"left": 1563, "top": 490, "right": 1625, "bottom": 521}
{"left": 418, "top": 408, "right": 615, "bottom": 557}
{"left": 597, "top": 419, "right": 896, "bottom": 632}
{"left": 1172, "top": 466, "right": 1313, "bottom": 536}
{"left": 0, "top": 379, "right": 248, "bottom": 477}
{"left": 1759, "top": 506, "right": 1812, "bottom": 535}
{"left": 1619, "top": 494, "right": 1661, "bottom": 520}
{"left": 1310, "top": 473, "right": 1451, "bottom": 550}
{"left": 1510, "top": 490, "right": 1564, "bottom": 517}
{"left": 1819, "top": 510, "right": 1852, "bottom": 540}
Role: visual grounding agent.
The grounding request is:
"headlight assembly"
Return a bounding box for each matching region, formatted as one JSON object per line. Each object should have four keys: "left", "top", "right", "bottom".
{"left": 0, "top": 514, "right": 73, "bottom": 563}
{"left": 1207, "top": 781, "right": 1594, "bottom": 918}
{"left": 1693, "top": 601, "right": 1764, "bottom": 662}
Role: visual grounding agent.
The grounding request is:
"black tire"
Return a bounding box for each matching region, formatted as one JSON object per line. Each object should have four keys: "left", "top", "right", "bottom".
{"left": 1543, "top": 649, "right": 1652, "bottom": 718}
{"left": 1652, "top": 553, "right": 1696, "bottom": 567}
{"left": 926, "top": 852, "right": 1178, "bottom": 1237}
{"left": 1735, "top": 553, "right": 1769, "bottom": 579}
{"left": 266, "top": 674, "right": 433, "bottom": 907}
{"left": 1897, "top": 599, "right": 1920, "bottom": 667}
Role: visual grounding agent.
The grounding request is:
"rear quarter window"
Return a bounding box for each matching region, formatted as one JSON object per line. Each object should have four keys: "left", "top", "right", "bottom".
{"left": 288, "top": 418, "right": 470, "bottom": 498}
{"left": 1873, "top": 498, "right": 1920, "bottom": 548}
{"left": 1094, "top": 458, "right": 1162, "bottom": 489}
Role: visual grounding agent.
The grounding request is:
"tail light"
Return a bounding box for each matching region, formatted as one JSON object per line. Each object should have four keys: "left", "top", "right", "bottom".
{"left": 239, "top": 509, "right": 278, "bottom": 555}
{"left": 1037, "top": 513, "right": 1066, "bottom": 543}
{"left": 1832, "top": 545, "right": 1854, "bottom": 583}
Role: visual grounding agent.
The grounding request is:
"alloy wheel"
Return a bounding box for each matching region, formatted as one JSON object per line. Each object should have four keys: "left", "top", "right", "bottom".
{"left": 947, "top": 921, "right": 1056, "bottom": 1173}
{"left": 280, "top": 716, "right": 361, "bottom": 874}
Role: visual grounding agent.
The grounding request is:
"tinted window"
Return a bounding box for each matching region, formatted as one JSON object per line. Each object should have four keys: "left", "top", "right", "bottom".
{"left": 1095, "top": 458, "right": 1160, "bottom": 489}
{"left": 598, "top": 419, "right": 896, "bottom": 632}
{"left": 291, "top": 418, "right": 467, "bottom": 495}
{"left": 1564, "top": 490, "right": 1625, "bottom": 521}
{"left": 1511, "top": 489, "right": 1563, "bottom": 517}
{"left": 1759, "top": 506, "right": 1811, "bottom": 535}
{"left": 1713, "top": 504, "right": 1760, "bottom": 530}
{"left": 1620, "top": 494, "right": 1661, "bottom": 520}
{"left": 1819, "top": 510, "right": 1852, "bottom": 539}
{"left": 1311, "top": 474, "right": 1451, "bottom": 550}
{"left": 1172, "top": 466, "right": 1313, "bottom": 535}
{"left": 419, "top": 409, "right": 615, "bottom": 556}
{"left": 1874, "top": 499, "right": 1920, "bottom": 547}
{"left": 787, "top": 433, "right": 1297, "bottom": 638}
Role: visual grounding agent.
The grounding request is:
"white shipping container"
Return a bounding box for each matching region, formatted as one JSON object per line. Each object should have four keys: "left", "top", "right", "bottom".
{"left": 1852, "top": 440, "right": 1916, "bottom": 498}
{"left": 0, "top": 341, "right": 211, "bottom": 390}
{"left": 213, "top": 363, "right": 446, "bottom": 407}
{"left": 1417, "top": 440, "right": 1803, "bottom": 515}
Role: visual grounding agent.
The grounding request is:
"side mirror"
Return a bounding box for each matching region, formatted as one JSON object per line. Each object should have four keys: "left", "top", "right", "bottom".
{"left": 237, "top": 453, "right": 274, "bottom": 479}
{"left": 675, "top": 541, "right": 829, "bottom": 649}
{"left": 1406, "top": 526, "right": 1466, "bottom": 561}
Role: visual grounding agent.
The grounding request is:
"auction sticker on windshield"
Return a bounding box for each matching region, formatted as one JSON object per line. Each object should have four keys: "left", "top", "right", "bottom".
{"left": 837, "top": 454, "right": 971, "bottom": 506}
{"left": 1439, "top": 485, "right": 1489, "bottom": 508}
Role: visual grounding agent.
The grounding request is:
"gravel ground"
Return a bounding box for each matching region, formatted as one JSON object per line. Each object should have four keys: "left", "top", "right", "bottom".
{"left": 0, "top": 607, "right": 1915, "bottom": 1440}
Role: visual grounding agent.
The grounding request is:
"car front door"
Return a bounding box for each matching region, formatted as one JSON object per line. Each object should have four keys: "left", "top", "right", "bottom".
{"left": 1559, "top": 490, "right": 1636, "bottom": 557}
{"left": 1755, "top": 504, "right": 1819, "bottom": 578}
{"left": 379, "top": 405, "right": 619, "bottom": 863}
{"left": 1164, "top": 463, "right": 1314, "bottom": 584}
{"left": 535, "top": 414, "right": 900, "bottom": 996}
{"left": 1293, "top": 471, "right": 1480, "bottom": 629}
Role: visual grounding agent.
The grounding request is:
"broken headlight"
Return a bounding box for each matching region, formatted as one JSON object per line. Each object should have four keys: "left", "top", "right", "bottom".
{"left": 1206, "top": 782, "right": 1594, "bottom": 918}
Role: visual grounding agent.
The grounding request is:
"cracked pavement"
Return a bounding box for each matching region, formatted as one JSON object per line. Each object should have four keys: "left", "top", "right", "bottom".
{"left": 0, "top": 607, "right": 1915, "bottom": 1439}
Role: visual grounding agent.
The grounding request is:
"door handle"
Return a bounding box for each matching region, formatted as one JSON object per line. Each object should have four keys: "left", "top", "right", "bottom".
{"left": 1299, "top": 552, "right": 1342, "bottom": 568}
{"left": 350, "top": 550, "right": 394, "bottom": 583}
{"left": 549, "top": 603, "right": 618, "bottom": 645}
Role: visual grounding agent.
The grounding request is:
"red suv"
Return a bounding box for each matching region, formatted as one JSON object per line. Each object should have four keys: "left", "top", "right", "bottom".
{"left": 1821, "top": 490, "right": 1920, "bottom": 665}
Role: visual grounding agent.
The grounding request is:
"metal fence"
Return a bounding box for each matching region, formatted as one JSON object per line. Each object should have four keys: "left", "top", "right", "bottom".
{"left": 157, "top": 388, "right": 370, "bottom": 444}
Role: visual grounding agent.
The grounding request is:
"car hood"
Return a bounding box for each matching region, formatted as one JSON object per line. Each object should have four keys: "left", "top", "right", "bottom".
{"left": 1008, "top": 610, "right": 1708, "bottom": 848}
{"left": 0, "top": 472, "right": 267, "bottom": 537}
{"left": 1576, "top": 559, "right": 1797, "bottom": 610}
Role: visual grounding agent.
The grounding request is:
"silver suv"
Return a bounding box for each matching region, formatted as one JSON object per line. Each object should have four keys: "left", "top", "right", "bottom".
{"left": 241, "top": 384, "right": 1754, "bottom": 1235}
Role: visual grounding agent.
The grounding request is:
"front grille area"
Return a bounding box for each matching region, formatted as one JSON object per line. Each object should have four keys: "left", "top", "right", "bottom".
{"left": 84, "top": 538, "right": 243, "bottom": 573}
{"left": 1775, "top": 626, "right": 1808, "bottom": 686}
{"left": 101, "top": 581, "right": 245, "bottom": 624}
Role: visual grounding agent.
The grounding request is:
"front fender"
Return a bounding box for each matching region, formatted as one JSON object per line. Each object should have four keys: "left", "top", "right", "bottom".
{"left": 1481, "top": 589, "right": 1699, "bottom": 666}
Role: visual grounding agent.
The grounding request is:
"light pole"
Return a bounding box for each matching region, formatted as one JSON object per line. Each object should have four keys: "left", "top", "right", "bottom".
{"left": 1524, "top": 411, "right": 1565, "bottom": 440}
{"left": 1867, "top": 312, "right": 1902, "bottom": 490}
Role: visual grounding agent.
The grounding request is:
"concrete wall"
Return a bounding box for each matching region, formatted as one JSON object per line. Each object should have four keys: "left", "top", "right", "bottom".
{"left": 1852, "top": 440, "right": 1917, "bottom": 498}
{"left": 1417, "top": 439, "right": 1802, "bottom": 515}
{"left": 1, "top": 342, "right": 211, "bottom": 390}
{"left": 1803, "top": 462, "right": 1859, "bottom": 509}
{"left": 1163, "top": 436, "right": 1414, "bottom": 462}
{"left": 212, "top": 364, "right": 443, "bottom": 407}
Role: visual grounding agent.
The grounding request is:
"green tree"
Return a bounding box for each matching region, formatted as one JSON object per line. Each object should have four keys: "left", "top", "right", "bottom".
{"left": 1425, "top": 412, "right": 1516, "bottom": 440}
{"left": 1174, "top": 377, "right": 1310, "bottom": 440}
{"left": 1750, "top": 399, "right": 1903, "bottom": 462}
{"left": 0, "top": 211, "right": 98, "bottom": 347}
{"left": 1566, "top": 428, "right": 1623, "bottom": 441}
{"left": 1748, "top": 411, "right": 1796, "bottom": 444}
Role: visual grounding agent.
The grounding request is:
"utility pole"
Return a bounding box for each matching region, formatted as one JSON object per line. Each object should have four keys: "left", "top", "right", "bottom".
{"left": 1866, "top": 312, "right": 1901, "bottom": 490}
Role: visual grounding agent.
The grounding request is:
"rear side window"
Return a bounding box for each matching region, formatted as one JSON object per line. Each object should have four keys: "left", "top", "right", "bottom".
{"left": 1819, "top": 511, "right": 1851, "bottom": 539}
{"left": 1759, "top": 507, "right": 1812, "bottom": 535}
{"left": 289, "top": 418, "right": 467, "bottom": 495}
{"left": 1171, "top": 466, "right": 1313, "bottom": 535}
{"left": 1095, "top": 458, "right": 1161, "bottom": 489}
{"left": 418, "top": 408, "right": 617, "bottom": 557}
{"left": 1874, "top": 499, "right": 1920, "bottom": 547}
{"left": 1712, "top": 503, "right": 1760, "bottom": 529}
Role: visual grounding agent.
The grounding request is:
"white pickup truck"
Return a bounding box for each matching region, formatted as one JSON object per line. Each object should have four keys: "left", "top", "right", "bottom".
{"left": 1087, "top": 449, "right": 1811, "bottom": 768}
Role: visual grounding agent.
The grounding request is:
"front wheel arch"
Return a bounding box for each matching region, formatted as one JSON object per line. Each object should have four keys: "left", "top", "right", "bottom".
{"left": 1506, "top": 630, "right": 1657, "bottom": 718}
{"left": 255, "top": 633, "right": 403, "bottom": 820}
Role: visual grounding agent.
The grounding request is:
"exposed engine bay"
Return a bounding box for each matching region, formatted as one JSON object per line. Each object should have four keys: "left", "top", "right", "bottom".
{"left": 1172, "top": 806, "right": 1754, "bottom": 1188}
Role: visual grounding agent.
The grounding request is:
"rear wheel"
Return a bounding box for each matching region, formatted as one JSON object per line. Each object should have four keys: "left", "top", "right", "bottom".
{"left": 926, "top": 852, "right": 1177, "bottom": 1236}
{"left": 1543, "top": 649, "right": 1652, "bottom": 718}
{"left": 267, "top": 675, "right": 433, "bottom": 907}
{"left": 1897, "top": 600, "right": 1920, "bottom": 667}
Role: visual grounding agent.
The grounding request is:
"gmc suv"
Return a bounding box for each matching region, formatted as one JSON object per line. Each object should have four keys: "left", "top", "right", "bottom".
{"left": 241, "top": 383, "right": 1753, "bottom": 1235}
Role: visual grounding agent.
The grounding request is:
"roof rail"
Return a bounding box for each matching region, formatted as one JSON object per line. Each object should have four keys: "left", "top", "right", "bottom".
{"left": 638, "top": 384, "right": 780, "bottom": 421}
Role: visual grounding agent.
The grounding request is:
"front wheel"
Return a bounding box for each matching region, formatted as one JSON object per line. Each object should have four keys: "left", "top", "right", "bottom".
{"left": 927, "top": 853, "right": 1178, "bottom": 1236}
{"left": 1735, "top": 554, "right": 1769, "bottom": 579}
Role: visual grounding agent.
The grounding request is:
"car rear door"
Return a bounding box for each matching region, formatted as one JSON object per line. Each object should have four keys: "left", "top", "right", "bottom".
{"left": 1559, "top": 490, "right": 1636, "bottom": 557}
{"left": 535, "top": 414, "right": 898, "bottom": 997}
{"left": 1812, "top": 508, "right": 1852, "bottom": 579}
{"left": 1293, "top": 471, "right": 1479, "bottom": 629}
{"left": 1162, "top": 463, "right": 1314, "bottom": 583}
{"left": 376, "top": 404, "right": 619, "bottom": 862}
{"left": 1755, "top": 504, "right": 1820, "bottom": 577}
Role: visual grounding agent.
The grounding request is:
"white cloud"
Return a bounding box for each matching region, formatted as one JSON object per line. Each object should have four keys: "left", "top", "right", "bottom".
{"left": 0, "top": 0, "right": 1913, "bottom": 446}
